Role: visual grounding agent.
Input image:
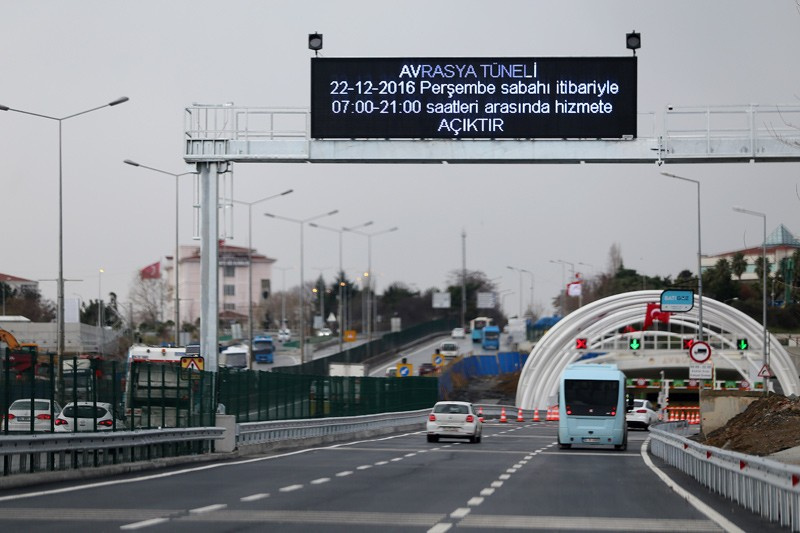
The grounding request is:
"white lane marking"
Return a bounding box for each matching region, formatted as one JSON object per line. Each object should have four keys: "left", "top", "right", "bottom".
{"left": 491, "top": 481, "right": 503, "bottom": 488}
{"left": 310, "top": 478, "right": 330, "bottom": 485}
{"left": 506, "top": 468, "right": 517, "bottom": 473}
{"left": 479, "top": 488, "right": 495, "bottom": 496}
{"left": 499, "top": 474, "right": 511, "bottom": 480}
{"left": 450, "top": 507, "right": 471, "bottom": 519}
{"left": 189, "top": 504, "right": 227, "bottom": 514}
{"left": 121, "top": 518, "right": 170, "bottom": 530}
{"left": 356, "top": 465, "right": 372, "bottom": 470}
{"left": 279, "top": 484, "right": 303, "bottom": 492}
{"left": 375, "top": 461, "right": 389, "bottom": 466}
{"left": 336, "top": 471, "right": 353, "bottom": 477}
{"left": 525, "top": 455, "right": 533, "bottom": 460}
{"left": 405, "top": 453, "right": 417, "bottom": 457}
{"left": 391, "top": 457, "right": 403, "bottom": 462}
{"left": 467, "top": 497, "right": 484, "bottom": 506}
{"left": 641, "top": 437, "right": 744, "bottom": 533}
{"left": 427, "top": 523, "right": 452, "bottom": 533}
{"left": 0, "top": 431, "right": 445, "bottom": 504}
{"left": 513, "top": 463, "right": 523, "bottom": 468}
{"left": 240, "top": 493, "right": 269, "bottom": 502}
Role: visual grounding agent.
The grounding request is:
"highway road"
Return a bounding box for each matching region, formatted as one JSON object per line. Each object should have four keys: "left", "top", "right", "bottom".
{"left": 370, "top": 333, "right": 484, "bottom": 377}
{"left": 0, "top": 421, "right": 783, "bottom": 532}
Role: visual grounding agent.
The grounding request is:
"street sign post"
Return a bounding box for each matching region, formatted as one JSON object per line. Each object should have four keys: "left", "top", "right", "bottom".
{"left": 689, "top": 341, "right": 711, "bottom": 363}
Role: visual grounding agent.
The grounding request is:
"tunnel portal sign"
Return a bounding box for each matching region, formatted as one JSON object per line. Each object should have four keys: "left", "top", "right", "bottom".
{"left": 311, "top": 57, "right": 637, "bottom": 139}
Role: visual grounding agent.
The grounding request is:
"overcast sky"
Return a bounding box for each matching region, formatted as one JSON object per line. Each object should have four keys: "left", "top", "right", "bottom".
{"left": 2, "top": 1, "right": 800, "bottom": 318}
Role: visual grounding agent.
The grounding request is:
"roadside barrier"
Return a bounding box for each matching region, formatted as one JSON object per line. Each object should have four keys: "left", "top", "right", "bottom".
{"left": 651, "top": 421, "right": 800, "bottom": 531}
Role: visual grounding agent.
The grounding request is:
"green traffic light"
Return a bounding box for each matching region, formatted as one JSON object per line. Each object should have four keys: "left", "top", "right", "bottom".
{"left": 629, "top": 338, "right": 641, "bottom": 350}
{"left": 737, "top": 338, "right": 749, "bottom": 350}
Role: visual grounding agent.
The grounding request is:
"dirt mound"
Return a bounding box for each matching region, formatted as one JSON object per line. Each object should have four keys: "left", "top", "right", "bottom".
{"left": 700, "top": 394, "right": 800, "bottom": 456}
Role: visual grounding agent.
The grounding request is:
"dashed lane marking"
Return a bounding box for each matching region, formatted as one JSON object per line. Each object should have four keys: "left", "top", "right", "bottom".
{"left": 189, "top": 504, "right": 226, "bottom": 514}
{"left": 310, "top": 478, "right": 330, "bottom": 485}
{"left": 240, "top": 493, "right": 269, "bottom": 502}
{"left": 450, "top": 507, "right": 471, "bottom": 519}
{"left": 279, "top": 484, "right": 303, "bottom": 492}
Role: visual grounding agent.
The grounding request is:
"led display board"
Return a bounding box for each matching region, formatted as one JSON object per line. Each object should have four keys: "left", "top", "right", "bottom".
{"left": 311, "top": 57, "right": 636, "bottom": 139}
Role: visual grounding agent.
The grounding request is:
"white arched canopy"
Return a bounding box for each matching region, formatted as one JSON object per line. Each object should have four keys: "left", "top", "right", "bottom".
{"left": 516, "top": 290, "right": 799, "bottom": 410}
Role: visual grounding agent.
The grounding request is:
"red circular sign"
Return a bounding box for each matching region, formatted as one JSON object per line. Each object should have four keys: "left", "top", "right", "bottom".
{"left": 689, "top": 341, "right": 711, "bottom": 363}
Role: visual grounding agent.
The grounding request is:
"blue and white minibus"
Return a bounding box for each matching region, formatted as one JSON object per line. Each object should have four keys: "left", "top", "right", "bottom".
{"left": 558, "top": 363, "right": 629, "bottom": 450}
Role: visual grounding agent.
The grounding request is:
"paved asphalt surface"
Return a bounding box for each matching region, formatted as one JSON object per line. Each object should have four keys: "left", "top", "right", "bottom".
{"left": 0, "top": 420, "right": 786, "bottom": 532}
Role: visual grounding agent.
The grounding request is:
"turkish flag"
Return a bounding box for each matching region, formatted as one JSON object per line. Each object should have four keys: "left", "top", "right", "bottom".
{"left": 140, "top": 261, "right": 161, "bottom": 279}
{"left": 643, "top": 302, "right": 670, "bottom": 329}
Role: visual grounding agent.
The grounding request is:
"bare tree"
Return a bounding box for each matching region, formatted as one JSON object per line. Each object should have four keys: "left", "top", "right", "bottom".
{"left": 128, "top": 273, "right": 171, "bottom": 328}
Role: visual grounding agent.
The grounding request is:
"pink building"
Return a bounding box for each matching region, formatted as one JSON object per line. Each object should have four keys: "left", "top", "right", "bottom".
{"left": 168, "top": 243, "right": 276, "bottom": 328}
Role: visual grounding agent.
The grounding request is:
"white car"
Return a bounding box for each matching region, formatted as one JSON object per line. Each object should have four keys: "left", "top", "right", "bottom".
{"left": 316, "top": 327, "right": 333, "bottom": 337}
{"left": 451, "top": 327, "right": 466, "bottom": 339}
{"left": 626, "top": 399, "right": 659, "bottom": 430}
{"left": 426, "top": 401, "right": 482, "bottom": 443}
{"left": 439, "top": 341, "right": 460, "bottom": 360}
{"left": 278, "top": 328, "right": 292, "bottom": 342}
{"left": 55, "top": 402, "right": 125, "bottom": 432}
{"left": 5, "top": 398, "right": 62, "bottom": 432}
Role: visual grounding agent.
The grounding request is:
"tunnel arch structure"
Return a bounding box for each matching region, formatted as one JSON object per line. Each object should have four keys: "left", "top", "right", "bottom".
{"left": 515, "top": 290, "right": 800, "bottom": 410}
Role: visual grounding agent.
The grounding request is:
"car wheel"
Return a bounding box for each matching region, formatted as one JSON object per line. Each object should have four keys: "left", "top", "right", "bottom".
{"left": 427, "top": 434, "right": 438, "bottom": 443}
{"left": 475, "top": 434, "right": 481, "bottom": 443}
{"left": 558, "top": 442, "right": 571, "bottom": 449}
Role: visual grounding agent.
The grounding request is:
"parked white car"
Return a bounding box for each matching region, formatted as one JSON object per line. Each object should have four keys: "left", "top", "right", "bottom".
{"left": 5, "top": 398, "right": 62, "bottom": 432}
{"left": 626, "top": 399, "right": 659, "bottom": 430}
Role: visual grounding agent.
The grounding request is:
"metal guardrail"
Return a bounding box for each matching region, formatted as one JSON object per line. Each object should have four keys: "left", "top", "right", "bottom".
{"left": 650, "top": 421, "right": 800, "bottom": 531}
{"left": 237, "top": 409, "right": 429, "bottom": 446}
{"left": 0, "top": 428, "right": 224, "bottom": 478}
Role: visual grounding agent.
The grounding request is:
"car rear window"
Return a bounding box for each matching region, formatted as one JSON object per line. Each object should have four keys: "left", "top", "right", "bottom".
{"left": 434, "top": 403, "right": 468, "bottom": 414}
{"left": 11, "top": 400, "right": 51, "bottom": 411}
{"left": 62, "top": 406, "right": 107, "bottom": 418}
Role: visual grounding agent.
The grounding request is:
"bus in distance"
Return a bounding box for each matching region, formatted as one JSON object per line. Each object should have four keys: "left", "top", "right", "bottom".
{"left": 252, "top": 335, "right": 275, "bottom": 364}
{"left": 469, "top": 317, "right": 493, "bottom": 343}
{"left": 558, "top": 363, "right": 629, "bottom": 451}
{"left": 481, "top": 325, "right": 501, "bottom": 350}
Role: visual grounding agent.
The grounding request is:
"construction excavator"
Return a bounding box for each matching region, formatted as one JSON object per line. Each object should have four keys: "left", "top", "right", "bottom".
{"left": 0, "top": 328, "right": 43, "bottom": 379}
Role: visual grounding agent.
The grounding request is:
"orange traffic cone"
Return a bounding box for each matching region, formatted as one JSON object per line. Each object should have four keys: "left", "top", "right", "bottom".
{"left": 478, "top": 407, "right": 485, "bottom": 422}
{"left": 517, "top": 408, "right": 524, "bottom": 422}
{"left": 552, "top": 406, "right": 560, "bottom": 421}
{"left": 499, "top": 407, "right": 508, "bottom": 423}
{"left": 545, "top": 406, "right": 553, "bottom": 421}
{"left": 533, "top": 409, "right": 540, "bottom": 422}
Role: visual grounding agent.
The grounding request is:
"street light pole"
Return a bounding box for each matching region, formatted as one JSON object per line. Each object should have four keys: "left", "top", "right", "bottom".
{"left": 550, "top": 259, "right": 575, "bottom": 315}
{"left": 265, "top": 209, "right": 339, "bottom": 363}
{"left": 661, "top": 172, "right": 704, "bottom": 342}
{"left": 1, "top": 97, "right": 130, "bottom": 361}
{"left": 124, "top": 159, "right": 198, "bottom": 346}
{"left": 230, "top": 190, "right": 293, "bottom": 363}
{"left": 506, "top": 266, "right": 524, "bottom": 317}
{"left": 733, "top": 206, "right": 769, "bottom": 395}
{"left": 345, "top": 226, "right": 398, "bottom": 342}
{"left": 309, "top": 220, "right": 373, "bottom": 353}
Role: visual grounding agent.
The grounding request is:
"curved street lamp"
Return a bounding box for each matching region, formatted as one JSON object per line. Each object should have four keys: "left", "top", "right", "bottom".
{"left": 124, "top": 159, "right": 199, "bottom": 346}
{"left": 1, "top": 97, "right": 130, "bottom": 359}
{"left": 265, "top": 209, "right": 339, "bottom": 363}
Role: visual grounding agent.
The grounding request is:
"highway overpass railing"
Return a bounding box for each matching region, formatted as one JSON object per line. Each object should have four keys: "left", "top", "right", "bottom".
{"left": 650, "top": 421, "right": 800, "bottom": 532}
{"left": 0, "top": 427, "right": 223, "bottom": 481}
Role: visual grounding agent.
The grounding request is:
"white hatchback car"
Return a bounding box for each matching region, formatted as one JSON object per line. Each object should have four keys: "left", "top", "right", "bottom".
{"left": 626, "top": 399, "right": 659, "bottom": 430}
{"left": 55, "top": 402, "right": 125, "bottom": 432}
{"left": 426, "top": 401, "right": 482, "bottom": 443}
{"left": 5, "top": 398, "right": 62, "bottom": 432}
{"left": 451, "top": 327, "right": 466, "bottom": 339}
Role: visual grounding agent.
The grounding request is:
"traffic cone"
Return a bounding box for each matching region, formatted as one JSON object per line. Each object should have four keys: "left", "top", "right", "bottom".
{"left": 499, "top": 407, "right": 508, "bottom": 423}
{"left": 532, "top": 409, "right": 540, "bottom": 422}
{"left": 517, "top": 408, "right": 524, "bottom": 422}
{"left": 552, "top": 406, "right": 560, "bottom": 421}
{"left": 478, "top": 406, "right": 485, "bottom": 422}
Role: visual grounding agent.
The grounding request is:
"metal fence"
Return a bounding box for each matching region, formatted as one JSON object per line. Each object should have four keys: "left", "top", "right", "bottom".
{"left": 650, "top": 421, "right": 800, "bottom": 531}
{"left": 219, "top": 369, "right": 438, "bottom": 422}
